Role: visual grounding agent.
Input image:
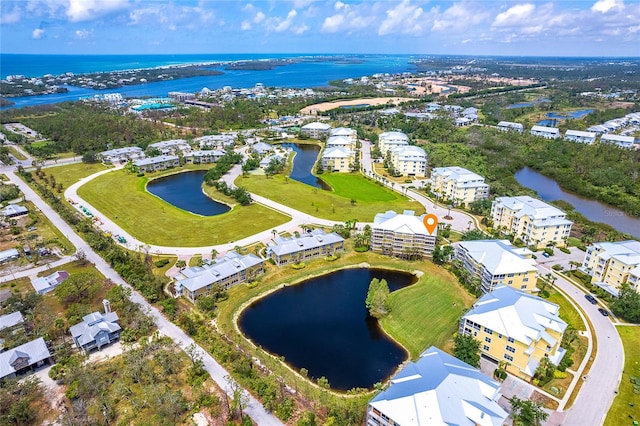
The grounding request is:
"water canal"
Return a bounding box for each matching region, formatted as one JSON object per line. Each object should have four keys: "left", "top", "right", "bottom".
{"left": 515, "top": 167, "right": 640, "bottom": 238}
{"left": 239, "top": 268, "right": 416, "bottom": 390}
{"left": 281, "top": 142, "right": 331, "bottom": 190}
{"left": 146, "top": 170, "right": 230, "bottom": 216}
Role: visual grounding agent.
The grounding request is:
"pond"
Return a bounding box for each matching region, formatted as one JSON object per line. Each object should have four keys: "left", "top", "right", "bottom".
{"left": 239, "top": 268, "right": 416, "bottom": 390}
{"left": 281, "top": 143, "right": 330, "bottom": 190}
{"left": 146, "top": 170, "right": 231, "bottom": 216}
{"left": 515, "top": 167, "right": 640, "bottom": 238}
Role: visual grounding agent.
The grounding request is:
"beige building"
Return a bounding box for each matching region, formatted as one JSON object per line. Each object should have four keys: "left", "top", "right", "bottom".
{"left": 377, "top": 131, "right": 409, "bottom": 155}
{"left": 321, "top": 147, "right": 354, "bottom": 172}
{"left": 267, "top": 229, "right": 344, "bottom": 266}
{"left": 453, "top": 240, "right": 538, "bottom": 293}
{"left": 390, "top": 146, "right": 427, "bottom": 177}
{"left": 429, "top": 166, "right": 489, "bottom": 206}
{"left": 133, "top": 155, "right": 180, "bottom": 172}
{"left": 301, "top": 122, "right": 331, "bottom": 139}
{"left": 460, "top": 285, "right": 567, "bottom": 380}
{"left": 491, "top": 196, "right": 573, "bottom": 249}
{"left": 329, "top": 127, "right": 357, "bottom": 145}
{"left": 371, "top": 210, "right": 436, "bottom": 258}
{"left": 581, "top": 240, "right": 640, "bottom": 296}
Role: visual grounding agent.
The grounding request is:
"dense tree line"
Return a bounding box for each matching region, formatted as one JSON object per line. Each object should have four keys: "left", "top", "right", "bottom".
{"left": 203, "top": 150, "right": 242, "bottom": 184}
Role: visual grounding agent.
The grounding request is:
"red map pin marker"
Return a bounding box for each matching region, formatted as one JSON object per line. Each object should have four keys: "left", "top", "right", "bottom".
{"left": 423, "top": 214, "right": 438, "bottom": 235}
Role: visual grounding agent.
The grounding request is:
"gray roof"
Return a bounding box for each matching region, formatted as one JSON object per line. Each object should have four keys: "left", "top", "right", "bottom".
{"left": 0, "top": 337, "right": 51, "bottom": 379}
{"left": 69, "top": 311, "right": 121, "bottom": 347}
{"left": 369, "top": 346, "right": 507, "bottom": 426}
{"left": 0, "top": 311, "right": 24, "bottom": 330}
{"left": 31, "top": 270, "right": 69, "bottom": 294}
{"left": 1, "top": 204, "right": 28, "bottom": 217}
{"left": 175, "top": 251, "right": 264, "bottom": 293}
{"left": 134, "top": 154, "right": 179, "bottom": 167}
{"left": 0, "top": 248, "right": 19, "bottom": 262}
{"left": 268, "top": 229, "right": 344, "bottom": 257}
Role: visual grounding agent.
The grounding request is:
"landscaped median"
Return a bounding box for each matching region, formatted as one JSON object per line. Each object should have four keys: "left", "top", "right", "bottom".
{"left": 75, "top": 167, "right": 290, "bottom": 246}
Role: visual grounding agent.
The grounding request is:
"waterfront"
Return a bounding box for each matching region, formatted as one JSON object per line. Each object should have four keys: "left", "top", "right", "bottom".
{"left": 281, "top": 143, "right": 330, "bottom": 190}
{"left": 515, "top": 167, "right": 640, "bottom": 238}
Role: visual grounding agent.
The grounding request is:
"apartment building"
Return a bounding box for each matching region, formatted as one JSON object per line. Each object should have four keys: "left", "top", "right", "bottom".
{"left": 430, "top": 166, "right": 490, "bottom": 206}
{"left": 530, "top": 125, "right": 560, "bottom": 139}
{"left": 497, "top": 121, "right": 524, "bottom": 133}
{"left": 183, "top": 150, "right": 225, "bottom": 164}
{"left": 371, "top": 210, "right": 437, "bottom": 258}
{"left": 321, "top": 147, "right": 354, "bottom": 172}
{"left": 267, "top": 229, "right": 344, "bottom": 266}
{"left": 174, "top": 251, "right": 265, "bottom": 302}
{"left": 148, "top": 139, "right": 191, "bottom": 155}
{"left": 301, "top": 122, "right": 331, "bottom": 139}
{"left": 491, "top": 196, "right": 573, "bottom": 249}
{"left": 389, "top": 145, "right": 427, "bottom": 177}
{"left": 329, "top": 127, "right": 357, "bottom": 145}
{"left": 460, "top": 285, "right": 567, "bottom": 380}
{"left": 377, "top": 131, "right": 409, "bottom": 155}
{"left": 133, "top": 155, "right": 180, "bottom": 172}
{"left": 564, "top": 130, "right": 596, "bottom": 144}
{"left": 600, "top": 134, "right": 636, "bottom": 149}
{"left": 366, "top": 346, "right": 507, "bottom": 426}
{"left": 581, "top": 240, "right": 640, "bottom": 296}
{"left": 452, "top": 240, "right": 538, "bottom": 293}
{"left": 99, "top": 146, "right": 145, "bottom": 164}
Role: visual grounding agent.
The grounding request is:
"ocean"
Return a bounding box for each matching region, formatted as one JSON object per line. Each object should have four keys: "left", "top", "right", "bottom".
{"left": 1, "top": 54, "right": 418, "bottom": 109}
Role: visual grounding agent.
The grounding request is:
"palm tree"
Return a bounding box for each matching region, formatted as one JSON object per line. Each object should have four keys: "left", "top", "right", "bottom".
{"left": 210, "top": 249, "right": 218, "bottom": 261}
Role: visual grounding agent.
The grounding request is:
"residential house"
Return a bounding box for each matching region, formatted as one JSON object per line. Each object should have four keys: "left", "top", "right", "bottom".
{"left": 251, "top": 142, "right": 273, "bottom": 155}
{"left": 377, "top": 131, "right": 409, "bottom": 155}
{"left": 389, "top": 146, "right": 427, "bottom": 177}
{"left": 460, "top": 285, "right": 567, "bottom": 380}
{"left": 600, "top": 134, "right": 636, "bottom": 149}
{"left": 429, "top": 166, "right": 490, "bottom": 206}
{"left": 267, "top": 229, "right": 344, "bottom": 267}
{"left": 134, "top": 155, "right": 180, "bottom": 172}
{"left": 455, "top": 117, "right": 472, "bottom": 127}
{"left": 1, "top": 204, "right": 28, "bottom": 218}
{"left": 491, "top": 195, "right": 573, "bottom": 248}
{"left": 0, "top": 249, "right": 19, "bottom": 264}
{"left": 497, "top": 121, "right": 524, "bottom": 133}
{"left": 0, "top": 311, "right": 24, "bottom": 334}
{"left": 371, "top": 210, "right": 437, "bottom": 258}
{"left": 321, "top": 147, "right": 354, "bottom": 172}
{"left": 301, "top": 122, "right": 331, "bottom": 139}
{"left": 168, "top": 91, "right": 195, "bottom": 102}
{"left": 70, "top": 309, "right": 121, "bottom": 353}
{"left": 183, "top": 150, "right": 225, "bottom": 164}
{"left": 366, "top": 346, "right": 508, "bottom": 426}
{"left": 148, "top": 139, "right": 190, "bottom": 155}
{"left": 174, "top": 252, "right": 264, "bottom": 302}
{"left": 260, "top": 153, "right": 286, "bottom": 169}
{"left": 452, "top": 240, "right": 538, "bottom": 293}
{"left": 581, "top": 240, "right": 640, "bottom": 296}
{"left": 564, "top": 130, "right": 596, "bottom": 144}
{"left": 530, "top": 125, "right": 560, "bottom": 139}
{"left": 195, "top": 134, "right": 236, "bottom": 149}
{"left": 30, "top": 270, "right": 69, "bottom": 295}
{"left": 99, "top": 146, "right": 145, "bottom": 164}
{"left": 0, "top": 337, "right": 51, "bottom": 380}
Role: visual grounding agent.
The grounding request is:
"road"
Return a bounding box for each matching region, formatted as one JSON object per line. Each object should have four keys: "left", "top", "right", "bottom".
{"left": 3, "top": 166, "right": 284, "bottom": 426}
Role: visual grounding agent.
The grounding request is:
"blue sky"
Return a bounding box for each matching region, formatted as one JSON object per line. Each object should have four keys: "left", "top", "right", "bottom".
{"left": 1, "top": 0, "right": 639, "bottom": 56}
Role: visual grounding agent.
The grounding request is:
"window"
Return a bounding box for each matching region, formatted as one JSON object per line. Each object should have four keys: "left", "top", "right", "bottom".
{"left": 504, "top": 354, "right": 514, "bottom": 362}
{"left": 484, "top": 327, "right": 493, "bottom": 334}
{"left": 521, "top": 285, "right": 528, "bottom": 290}
{"left": 485, "top": 337, "right": 492, "bottom": 343}
{"left": 507, "top": 337, "right": 515, "bottom": 343}
{"left": 508, "top": 280, "right": 513, "bottom": 284}
{"left": 506, "top": 345, "right": 516, "bottom": 353}
{"left": 483, "top": 345, "right": 490, "bottom": 351}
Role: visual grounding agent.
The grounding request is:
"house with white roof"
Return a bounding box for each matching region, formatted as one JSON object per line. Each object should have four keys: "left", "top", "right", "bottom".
{"left": 581, "top": 240, "right": 640, "bottom": 296}
{"left": 329, "top": 127, "right": 357, "bottom": 144}
{"left": 30, "top": 270, "right": 69, "bottom": 294}
{"left": 301, "top": 122, "right": 331, "bottom": 139}
{"left": 148, "top": 139, "right": 191, "bottom": 155}
{"left": 133, "top": 155, "right": 180, "bottom": 172}
{"left": 99, "top": 146, "right": 145, "bottom": 164}
{"left": 452, "top": 240, "right": 538, "bottom": 293}
{"left": 378, "top": 131, "right": 409, "bottom": 155}
{"left": 325, "top": 135, "right": 355, "bottom": 150}
{"left": 564, "top": 130, "right": 596, "bottom": 144}
{"left": 0, "top": 311, "right": 24, "bottom": 333}
{"left": 455, "top": 117, "right": 472, "bottom": 127}
{"left": 1, "top": 204, "right": 28, "bottom": 218}
{"left": 430, "top": 166, "right": 489, "bottom": 206}
{"left": 371, "top": 210, "right": 437, "bottom": 258}
{"left": 251, "top": 142, "right": 273, "bottom": 155}
{"left": 267, "top": 229, "right": 344, "bottom": 267}
{"left": 600, "top": 134, "right": 636, "bottom": 149}
{"left": 530, "top": 125, "right": 560, "bottom": 139}
{"left": 321, "top": 147, "right": 354, "bottom": 172}
{"left": 491, "top": 195, "right": 573, "bottom": 248}
{"left": 460, "top": 285, "right": 567, "bottom": 380}
{"left": 389, "top": 146, "right": 427, "bottom": 177}
{"left": 0, "top": 248, "right": 19, "bottom": 264}
{"left": 497, "top": 121, "right": 524, "bottom": 133}
{"left": 195, "top": 134, "right": 236, "bottom": 149}
{"left": 183, "top": 150, "right": 225, "bottom": 164}
{"left": 366, "top": 346, "right": 508, "bottom": 426}
{"left": 0, "top": 337, "right": 52, "bottom": 380}
{"left": 70, "top": 309, "right": 121, "bottom": 353}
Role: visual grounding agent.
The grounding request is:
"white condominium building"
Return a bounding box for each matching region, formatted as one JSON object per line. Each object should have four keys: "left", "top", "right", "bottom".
{"left": 581, "top": 240, "right": 640, "bottom": 296}
{"left": 378, "top": 131, "right": 409, "bottom": 155}
{"left": 371, "top": 210, "right": 437, "bottom": 258}
{"left": 430, "top": 166, "right": 489, "bottom": 206}
{"left": 301, "top": 122, "right": 331, "bottom": 138}
{"left": 321, "top": 147, "right": 354, "bottom": 172}
{"left": 390, "top": 145, "right": 427, "bottom": 177}
{"left": 491, "top": 196, "right": 573, "bottom": 249}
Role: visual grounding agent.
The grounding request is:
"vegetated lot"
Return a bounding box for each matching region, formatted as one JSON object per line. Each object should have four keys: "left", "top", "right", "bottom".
{"left": 6, "top": 146, "right": 27, "bottom": 160}
{"left": 43, "top": 162, "right": 111, "bottom": 189}
{"left": 77, "top": 169, "right": 290, "bottom": 246}
{"left": 604, "top": 326, "right": 640, "bottom": 426}
{"left": 238, "top": 172, "right": 424, "bottom": 221}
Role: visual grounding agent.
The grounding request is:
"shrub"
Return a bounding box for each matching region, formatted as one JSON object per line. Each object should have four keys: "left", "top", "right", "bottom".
{"left": 559, "top": 247, "right": 571, "bottom": 254}
{"left": 552, "top": 264, "right": 563, "bottom": 271}
{"left": 291, "top": 262, "right": 306, "bottom": 270}
{"left": 154, "top": 258, "right": 171, "bottom": 268}
{"left": 553, "top": 370, "right": 568, "bottom": 379}
{"left": 353, "top": 245, "right": 370, "bottom": 252}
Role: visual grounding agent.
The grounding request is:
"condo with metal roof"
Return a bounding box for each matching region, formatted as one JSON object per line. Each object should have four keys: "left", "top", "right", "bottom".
{"left": 266, "top": 229, "right": 344, "bottom": 267}
{"left": 430, "top": 166, "right": 490, "bottom": 206}
{"left": 371, "top": 210, "right": 437, "bottom": 258}
{"left": 581, "top": 240, "right": 640, "bottom": 296}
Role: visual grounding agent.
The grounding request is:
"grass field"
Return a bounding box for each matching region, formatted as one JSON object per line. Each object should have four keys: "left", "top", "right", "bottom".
{"left": 547, "top": 288, "right": 586, "bottom": 331}
{"left": 237, "top": 172, "right": 424, "bottom": 221}
{"left": 6, "top": 146, "right": 27, "bottom": 160}
{"left": 43, "top": 162, "right": 112, "bottom": 189}
{"left": 604, "top": 326, "right": 640, "bottom": 426}
{"left": 77, "top": 168, "right": 290, "bottom": 246}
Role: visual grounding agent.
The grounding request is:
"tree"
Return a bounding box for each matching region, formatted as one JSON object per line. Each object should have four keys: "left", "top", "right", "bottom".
{"left": 433, "top": 244, "right": 453, "bottom": 264}
{"left": 453, "top": 333, "right": 481, "bottom": 367}
{"left": 365, "top": 278, "right": 390, "bottom": 319}
{"left": 510, "top": 396, "right": 549, "bottom": 426}
{"left": 461, "top": 228, "right": 487, "bottom": 241}
{"left": 610, "top": 283, "right": 640, "bottom": 323}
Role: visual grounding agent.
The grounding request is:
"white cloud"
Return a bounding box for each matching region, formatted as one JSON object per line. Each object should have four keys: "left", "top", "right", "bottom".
{"left": 592, "top": 0, "right": 624, "bottom": 13}
{"left": 493, "top": 3, "right": 536, "bottom": 27}
{"left": 241, "top": 20, "right": 251, "bottom": 30}
{"left": 378, "top": 0, "right": 424, "bottom": 36}
{"left": 254, "top": 11, "right": 265, "bottom": 23}
{"left": 334, "top": 1, "right": 345, "bottom": 11}
{"left": 75, "top": 29, "right": 92, "bottom": 39}
{"left": 431, "top": 3, "right": 489, "bottom": 32}
{"left": 0, "top": 6, "right": 21, "bottom": 24}
{"left": 321, "top": 14, "right": 345, "bottom": 32}
{"left": 66, "top": 0, "right": 130, "bottom": 22}
{"left": 32, "top": 28, "right": 45, "bottom": 39}
{"left": 294, "top": 24, "right": 309, "bottom": 35}
{"left": 273, "top": 9, "right": 298, "bottom": 32}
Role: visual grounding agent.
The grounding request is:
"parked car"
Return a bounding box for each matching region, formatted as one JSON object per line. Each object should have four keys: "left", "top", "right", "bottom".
{"left": 542, "top": 252, "right": 550, "bottom": 258}
{"left": 598, "top": 308, "right": 609, "bottom": 316}
{"left": 585, "top": 294, "right": 598, "bottom": 305}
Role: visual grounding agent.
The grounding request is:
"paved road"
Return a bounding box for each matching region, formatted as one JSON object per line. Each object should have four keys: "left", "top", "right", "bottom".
{"left": 0, "top": 255, "right": 74, "bottom": 284}
{"left": 4, "top": 167, "right": 284, "bottom": 426}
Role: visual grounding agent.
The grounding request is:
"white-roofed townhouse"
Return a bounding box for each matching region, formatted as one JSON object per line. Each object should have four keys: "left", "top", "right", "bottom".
{"left": 174, "top": 252, "right": 264, "bottom": 303}
{"left": 366, "top": 346, "right": 508, "bottom": 426}
{"left": 301, "top": 122, "right": 331, "bottom": 139}
{"left": 371, "top": 210, "right": 437, "bottom": 258}
{"left": 183, "top": 150, "right": 225, "bottom": 164}
{"left": 267, "top": 229, "right": 344, "bottom": 267}
{"left": 564, "top": 130, "right": 596, "bottom": 144}
{"left": 377, "top": 131, "right": 409, "bottom": 155}
{"left": 133, "top": 155, "right": 180, "bottom": 172}
{"left": 452, "top": 240, "right": 538, "bottom": 293}
{"left": 195, "top": 134, "right": 236, "bottom": 149}
{"left": 390, "top": 146, "right": 427, "bottom": 177}
{"left": 430, "top": 166, "right": 489, "bottom": 207}
{"left": 99, "top": 146, "right": 145, "bottom": 164}
{"left": 329, "top": 127, "right": 357, "bottom": 146}
{"left": 530, "top": 125, "right": 560, "bottom": 139}
{"left": 497, "top": 121, "right": 524, "bottom": 133}
{"left": 600, "top": 134, "right": 636, "bottom": 148}
{"left": 148, "top": 139, "right": 190, "bottom": 155}
{"left": 321, "top": 147, "right": 354, "bottom": 172}
{"left": 491, "top": 196, "right": 572, "bottom": 249}
{"left": 0, "top": 337, "right": 52, "bottom": 380}
{"left": 460, "top": 285, "right": 567, "bottom": 380}
{"left": 325, "top": 135, "right": 355, "bottom": 150}
{"left": 581, "top": 240, "right": 640, "bottom": 296}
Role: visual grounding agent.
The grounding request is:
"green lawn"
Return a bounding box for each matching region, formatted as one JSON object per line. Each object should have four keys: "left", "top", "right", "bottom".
{"left": 237, "top": 172, "right": 424, "bottom": 222}
{"left": 6, "top": 146, "right": 27, "bottom": 160}
{"left": 44, "top": 162, "right": 112, "bottom": 189}
{"left": 604, "top": 326, "right": 640, "bottom": 426}
{"left": 77, "top": 169, "right": 290, "bottom": 246}
{"left": 381, "top": 266, "right": 475, "bottom": 358}
{"left": 547, "top": 288, "right": 586, "bottom": 331}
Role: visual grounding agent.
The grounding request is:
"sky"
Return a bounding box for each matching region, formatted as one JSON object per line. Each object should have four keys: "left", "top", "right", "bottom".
{"left": 0, "top": 0, "right": 639, "bottom": 57}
